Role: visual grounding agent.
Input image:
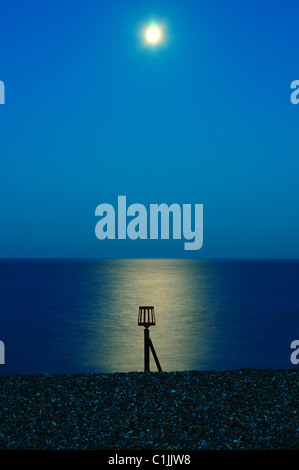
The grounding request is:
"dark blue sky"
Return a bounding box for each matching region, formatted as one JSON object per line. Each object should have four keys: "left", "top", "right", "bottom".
{"left": 0, "top": 0, "right": 298, "bottom": 258}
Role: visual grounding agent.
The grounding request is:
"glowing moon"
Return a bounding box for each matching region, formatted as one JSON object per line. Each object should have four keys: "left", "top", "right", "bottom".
{"left": 145, "top": 25, "right": 162, "bottom": 44}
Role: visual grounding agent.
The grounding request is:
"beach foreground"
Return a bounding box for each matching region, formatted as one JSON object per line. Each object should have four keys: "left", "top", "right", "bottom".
{"left": 0, "top": 369, "right": 298, "bottom": 450}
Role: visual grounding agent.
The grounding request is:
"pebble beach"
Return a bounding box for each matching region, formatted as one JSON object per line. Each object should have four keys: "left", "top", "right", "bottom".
{"left": 0, "top": 369, "right": 298, "bottom": 450}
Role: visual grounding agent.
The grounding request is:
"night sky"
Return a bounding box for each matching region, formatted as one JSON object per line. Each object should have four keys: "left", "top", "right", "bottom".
{"left": 0, "top": 0, "right": 298, "bottom": 258}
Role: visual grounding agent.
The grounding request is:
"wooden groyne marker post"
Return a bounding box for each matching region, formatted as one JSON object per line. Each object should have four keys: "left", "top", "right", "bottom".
{"left": 138, "top": 306, "right": 162, "bottom": 372}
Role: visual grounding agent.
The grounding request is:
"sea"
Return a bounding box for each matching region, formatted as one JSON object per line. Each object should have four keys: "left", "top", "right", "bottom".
{"left": 0, "top": 258, "right": 298, "bottom": 376}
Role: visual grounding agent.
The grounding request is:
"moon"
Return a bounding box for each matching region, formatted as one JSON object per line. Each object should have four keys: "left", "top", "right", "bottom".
{"left": 145, "top": 25, "right": 162, "bottom": 44}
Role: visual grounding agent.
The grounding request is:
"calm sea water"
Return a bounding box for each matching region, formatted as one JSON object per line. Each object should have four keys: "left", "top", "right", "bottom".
{"left": 0, "top": 259, "right": 298, "bottom": 376}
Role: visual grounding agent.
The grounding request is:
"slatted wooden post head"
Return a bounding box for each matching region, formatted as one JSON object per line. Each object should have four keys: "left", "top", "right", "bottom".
{"left": 138, "top": 306, "right": 156, "bottom": 328}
